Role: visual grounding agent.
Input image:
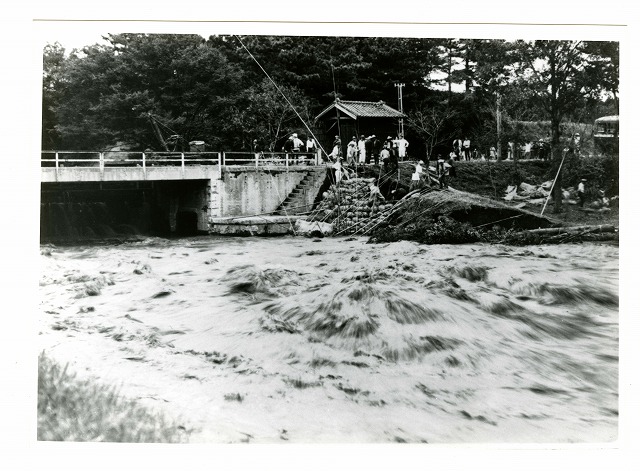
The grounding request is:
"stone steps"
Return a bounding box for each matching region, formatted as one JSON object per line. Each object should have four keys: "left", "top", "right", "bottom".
{"left": 274, "top": 168, "right": 327, "bottom": 215}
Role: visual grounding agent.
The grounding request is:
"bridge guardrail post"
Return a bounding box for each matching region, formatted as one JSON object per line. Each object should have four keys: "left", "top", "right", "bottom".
{"left": 181, "top": 152, "right": 185, "bottom": 178}
{"left": 99, "top": 152, "right": 104, "bottom": 179}
{"left": 142, "top": 152, "right": 146, "bottom": 179}
{"left": 55, "top": 152, "right": 59, "bottom": 181}
{"left": 285, "top": 153, "right": 289, "bottom": 170}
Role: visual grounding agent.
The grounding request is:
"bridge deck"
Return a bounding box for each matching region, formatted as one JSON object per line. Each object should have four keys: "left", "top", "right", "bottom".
{"left": 41, "top": 150, "right": 327, "bottom": 182}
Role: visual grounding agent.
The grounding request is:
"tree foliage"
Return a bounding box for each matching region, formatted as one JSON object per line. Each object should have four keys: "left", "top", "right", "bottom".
{"left": 42, "top": 34, "right": 618, "bottom": 159}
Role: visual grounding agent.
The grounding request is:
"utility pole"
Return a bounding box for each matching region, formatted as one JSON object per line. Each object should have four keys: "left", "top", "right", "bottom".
{"left": 496, "top": 93, "right": 502, "bottom": 161}
{"left": 395, "top": 82, "right": 405, "bottom": 137}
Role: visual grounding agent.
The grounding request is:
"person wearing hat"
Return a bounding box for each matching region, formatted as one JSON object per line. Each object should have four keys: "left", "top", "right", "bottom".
{"left": 371, "top": 135, "right": 381, "bottom": 165}
{"left": 346, "top": 136, "right": 358, "bottom": 166}
{"left": 577, "top": 178, "right": 587, "bottom": 207}
{"left": 328, "top": 136, "right": 342, "bottom": 162}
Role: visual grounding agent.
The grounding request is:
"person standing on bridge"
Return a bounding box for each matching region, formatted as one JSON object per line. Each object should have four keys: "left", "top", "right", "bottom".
{"left": 292, "top": 134, "right": 304, "bottom": 152}
{"left": 290, "top": 133, "right": 304, "bottom": 164}
{"left": 306, "top": 135, "right": 317, "bottom": 162}
{"left": 253, "top": 139, "right": 263, "bottom": 161}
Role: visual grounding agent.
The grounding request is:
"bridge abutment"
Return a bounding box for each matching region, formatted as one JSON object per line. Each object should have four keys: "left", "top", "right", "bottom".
{"left": 40, "top": 165, "right": 327, "bottom": 241}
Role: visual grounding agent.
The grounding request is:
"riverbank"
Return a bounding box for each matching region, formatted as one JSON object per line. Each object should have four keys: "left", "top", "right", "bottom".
{"left": 335, "top": 159, "right": 618, "bottom": 244}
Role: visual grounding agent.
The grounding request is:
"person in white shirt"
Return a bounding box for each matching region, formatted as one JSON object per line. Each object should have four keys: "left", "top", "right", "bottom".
{"left": 346, "top": 136, "right": 357, "bottom": 166}
{"left": 292, "top": 134, "right": 304, "bottom": 152}
{"left": 577, "top": 178, "right": 586, "bottom": 207}
{"left": 357, "top": 135, "right": 367, "bottom": 164}
{"left": 462, "top": 137, "right": 471, "bottom": 160}
{"left": 306, "top": 136, "right": 317, "bottom": 158}
{"left": 368, "top": 181, "right": 385, "bottom": 203}
{"left": 333, "top": 158, "right": 346, "bottom": 183}
{"left": 410, "top": 161, "right": 423, "bottom": 190}
{"left": 395, "top": 134, "right": 409, "bottom": 160}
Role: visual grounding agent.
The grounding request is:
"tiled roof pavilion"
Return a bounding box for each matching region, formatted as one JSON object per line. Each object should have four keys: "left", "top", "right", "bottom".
{"left": 315, "top": 99, "right": 406, "bottom": 120}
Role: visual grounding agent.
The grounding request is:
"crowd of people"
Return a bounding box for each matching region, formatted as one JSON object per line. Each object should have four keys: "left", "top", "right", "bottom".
{"left": 254, "top": 131, "right": 580, "bottom": 166}
{"left": 447, "top": 136, "right": 569, "bottom": 162}
{"left": 328, "top": 133, "right": 409, "bottom": 169}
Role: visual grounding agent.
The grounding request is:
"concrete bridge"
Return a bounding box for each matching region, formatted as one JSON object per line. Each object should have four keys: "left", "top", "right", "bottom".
{"left": 40, "top": 151, "right": 329, "bottom": 238}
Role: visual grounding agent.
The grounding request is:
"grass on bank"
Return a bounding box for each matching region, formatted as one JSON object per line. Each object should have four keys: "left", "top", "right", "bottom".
{"left": 37, "top": 352, "right": 187, "bottom": 442}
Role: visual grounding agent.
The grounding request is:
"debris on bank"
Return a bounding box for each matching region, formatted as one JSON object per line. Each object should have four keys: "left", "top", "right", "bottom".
{"left": 368, "top": 187, "right": 557, "bottom": 244}
{"left": 503, "top": 181, "right": 615, "bottom": 213}
{"left": 300, "top": 163, "right": 618, "bottom": 245}
{"left": 503, "top": 224, "right": 618, "bottom": 245}
{"left": 304, "top": 171, "right": 561, "bottom": 244}
{"left": 504, "top": 181, "right": 552, "bottom": 207}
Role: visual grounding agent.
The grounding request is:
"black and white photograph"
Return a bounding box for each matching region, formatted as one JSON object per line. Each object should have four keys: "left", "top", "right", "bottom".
{"left": 3, "top": 1, "right": 638, "bottom": 469}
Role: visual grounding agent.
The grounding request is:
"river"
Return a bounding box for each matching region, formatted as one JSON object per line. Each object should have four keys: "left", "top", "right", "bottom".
{"left": 38, "top": 236, "right": 618, "bottom": 443}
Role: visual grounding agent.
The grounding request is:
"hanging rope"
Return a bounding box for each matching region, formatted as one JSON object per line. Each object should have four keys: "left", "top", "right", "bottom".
{"left": 150, "top": 114, "right": 179, "bottom": 137}
{"left": 234, "top": 35, "right": 329, "bottom": 161}
{"left": 540, "top": 148, "right": 568, "bottom": 216}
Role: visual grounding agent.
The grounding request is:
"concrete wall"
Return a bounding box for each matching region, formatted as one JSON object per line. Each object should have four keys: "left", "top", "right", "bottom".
{"left": 41, "top": 166, "right": 219, "bottom": 183}
{"left": 219, "top": 167, "right": 307, "bottom": 217}
{"left": 39, "top": 165, "right": 323, "bottom": 233}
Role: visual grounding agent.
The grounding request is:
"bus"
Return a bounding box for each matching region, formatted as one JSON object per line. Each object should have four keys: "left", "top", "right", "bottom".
{"left": 593, "top": 115, "right": 619, "bottom": 156}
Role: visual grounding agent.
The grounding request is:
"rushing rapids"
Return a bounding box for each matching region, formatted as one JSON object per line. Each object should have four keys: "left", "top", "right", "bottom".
{"left": 39, "top": 236, "right": 618, "bottom": 443}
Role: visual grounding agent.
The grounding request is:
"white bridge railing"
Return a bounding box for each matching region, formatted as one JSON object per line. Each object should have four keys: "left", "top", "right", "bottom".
{"left": 41, "top": 150, "right": 322, "bottom": 170}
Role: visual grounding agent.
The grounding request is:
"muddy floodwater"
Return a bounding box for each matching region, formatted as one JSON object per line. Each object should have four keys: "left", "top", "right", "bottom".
{"left": 39, "top": 236, "right": 618, "bottom": 443}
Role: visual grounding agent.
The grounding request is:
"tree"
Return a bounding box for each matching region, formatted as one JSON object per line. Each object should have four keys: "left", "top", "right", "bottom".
{"left": 514, "top": 40, "right": 618, "bottom": 211}
{"left": 407, "top": 101, "right": 458, "bottom": 161}
{"left": 50, "top": 34, "right": 242, "bottom": 149}
{"left": 42, "top": 42, "right": 67, "bottom": 148}
{"left": 218, "top": 78, "right": 315, "bottom": 152}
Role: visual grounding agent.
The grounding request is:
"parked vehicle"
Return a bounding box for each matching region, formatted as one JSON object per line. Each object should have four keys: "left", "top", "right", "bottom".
{"left": 594, "top": 115, "right": 619, "bottom": 156}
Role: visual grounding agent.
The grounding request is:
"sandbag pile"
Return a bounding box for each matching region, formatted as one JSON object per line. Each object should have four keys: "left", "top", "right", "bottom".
{"left": 309, "top": 177, "right": 396, "bottom": 234}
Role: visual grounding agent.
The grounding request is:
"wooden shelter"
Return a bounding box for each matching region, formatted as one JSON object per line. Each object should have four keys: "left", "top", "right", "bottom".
{"left": 315, "top": 99, "right": 406, "bottom": 155}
